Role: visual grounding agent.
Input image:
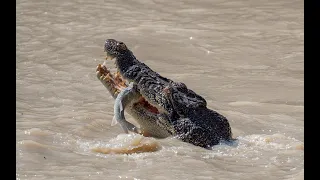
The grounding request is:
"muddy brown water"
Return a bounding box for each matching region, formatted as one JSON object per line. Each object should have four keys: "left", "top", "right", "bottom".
{"left": 17, "top": 0, "right": 303, "bottom": 179}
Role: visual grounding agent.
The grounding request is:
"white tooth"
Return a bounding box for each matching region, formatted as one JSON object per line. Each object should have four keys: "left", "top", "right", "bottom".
{"left": 103, "top": 60, "right": 108, "bottom": 66}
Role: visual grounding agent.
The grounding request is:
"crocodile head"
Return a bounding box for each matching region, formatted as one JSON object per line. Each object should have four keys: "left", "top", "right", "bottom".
{"left": 103, "top": 39, "right": 174, "bottom": 113}
{"left": 104, "top": 39, "right": 137, "bottom": 74}
{"left": 103, "top": 39, "right": 207, "bottom": 118}
{"left": 104, "top": 39, "right": 128, "bottom": 57}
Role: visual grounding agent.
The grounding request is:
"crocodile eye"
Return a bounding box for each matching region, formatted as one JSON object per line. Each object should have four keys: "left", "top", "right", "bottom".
{"left": 117, "top": 42, "right": 127, "bottom": 51}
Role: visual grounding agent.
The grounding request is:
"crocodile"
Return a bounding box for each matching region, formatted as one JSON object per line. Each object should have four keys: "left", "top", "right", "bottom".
{"left": 97, "top": 39, "right": 233, "bottom": 148}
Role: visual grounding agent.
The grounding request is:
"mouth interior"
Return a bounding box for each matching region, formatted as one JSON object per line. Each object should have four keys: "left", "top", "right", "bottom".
{"left": 105, "top": 52, "right": 115, "bottom": 61}
{"left": 97, "top": 62, "right": 160, "bottom": 114}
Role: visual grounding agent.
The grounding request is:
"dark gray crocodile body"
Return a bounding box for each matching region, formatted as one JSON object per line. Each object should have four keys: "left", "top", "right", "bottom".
{"left": 102, "top": 39, "right": 233, "bottom": 148}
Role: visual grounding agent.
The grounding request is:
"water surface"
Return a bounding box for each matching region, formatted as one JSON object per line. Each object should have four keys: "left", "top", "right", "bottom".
{"left": 17, "top": 0, "right": 304, "bottom": 179}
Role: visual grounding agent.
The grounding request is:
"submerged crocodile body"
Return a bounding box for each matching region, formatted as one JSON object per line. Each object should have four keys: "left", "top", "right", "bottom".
{"left": 97, "top": 39, "right": 233, "bottom": 148}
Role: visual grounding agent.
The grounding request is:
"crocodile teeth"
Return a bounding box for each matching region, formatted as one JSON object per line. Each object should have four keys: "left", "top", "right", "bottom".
{"left": 103, "top": 60, "right": 108, "bottom": 66}
{"left": 106, "top": 73, "right": 111, "bottom": 78}
{"left": 96, "top": 64, "right": 100, "bottom": 71}
{"left": 103, "top": 73, "right": 111, "bottom": 81}
{"left": 114, "top": 71, "right": 121, "bottom": 78}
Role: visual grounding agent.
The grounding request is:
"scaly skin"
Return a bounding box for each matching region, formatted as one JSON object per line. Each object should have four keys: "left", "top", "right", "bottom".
{"left": 162, "top": 81, "right": 207, "bottom": 118}
{"left": 100, "top": 39, "right": 233, "bottom": 148}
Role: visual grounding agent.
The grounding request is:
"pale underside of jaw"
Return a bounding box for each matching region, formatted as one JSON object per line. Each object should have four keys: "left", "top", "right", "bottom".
{"left": 104, "top": 53, "right": 117, "bottom": 66}
{"left": 103, "top": 53, "right": 121, "bottom": 80}
{"left": 105, "top": 52, "right": 116, "bottom": 60}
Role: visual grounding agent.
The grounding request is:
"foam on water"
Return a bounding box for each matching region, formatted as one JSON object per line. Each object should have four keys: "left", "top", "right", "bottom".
{"left": 16, "top": 125, "right": 304, "bottom": 179}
